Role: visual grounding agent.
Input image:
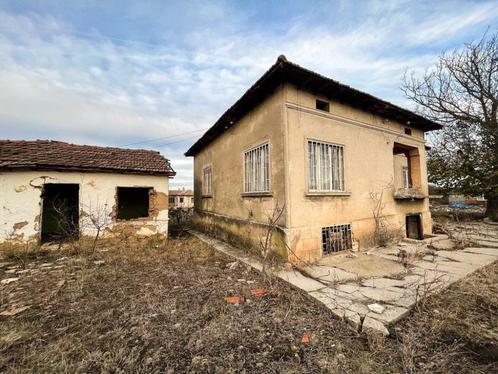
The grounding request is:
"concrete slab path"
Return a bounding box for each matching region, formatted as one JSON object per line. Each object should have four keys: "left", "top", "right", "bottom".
{"left": 190, "top": 222, "right": 498, "bottom": 337}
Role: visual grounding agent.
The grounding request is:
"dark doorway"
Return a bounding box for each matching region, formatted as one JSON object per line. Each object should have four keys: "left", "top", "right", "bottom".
{"left": 116, "top": 187, "right": 151, "bottom": 219}
{"left": 406, "top": 214, "right": 423, "bottom": 239}
{"left": 41, "top": 184, "right": 79, "bottom": 243}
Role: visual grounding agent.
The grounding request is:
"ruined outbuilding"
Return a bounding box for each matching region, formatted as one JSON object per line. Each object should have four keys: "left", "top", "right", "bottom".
{"left": 0, "top": 140, "right": 175, "bottom": 244}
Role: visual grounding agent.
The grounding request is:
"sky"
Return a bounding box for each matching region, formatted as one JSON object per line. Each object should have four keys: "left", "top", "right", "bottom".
{"left": 0, "top": 1, "right": 497, "bottom": 188}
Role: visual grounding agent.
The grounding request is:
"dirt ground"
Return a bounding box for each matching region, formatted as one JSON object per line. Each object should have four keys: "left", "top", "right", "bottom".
{"left": 1, "top": 235, "right": 497, "bottom": 373}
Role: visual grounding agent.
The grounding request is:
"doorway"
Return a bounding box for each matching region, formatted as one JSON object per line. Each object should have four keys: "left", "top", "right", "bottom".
{"left": 41, "top": 184, "right": 79, "bottom": 243}
{"left": 406, "top": 214, "right": 423, "bottom": 240}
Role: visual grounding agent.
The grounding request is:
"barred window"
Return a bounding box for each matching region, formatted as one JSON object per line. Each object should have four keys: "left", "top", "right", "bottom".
{"left": 244, "top": 143, "right": 270, "bottom": 193}
{"left": 308, "top": 140, "right": 344, "bottom": 192}
{"left": 322, "top": 224, "right": 352, "bottom": 254}
{"left": 202, "top": 166, "right": 212, "bottom": 196}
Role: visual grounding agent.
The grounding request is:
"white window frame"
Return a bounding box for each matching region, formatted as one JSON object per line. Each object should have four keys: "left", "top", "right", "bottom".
{"left": 402, "top": 166, "right": 410, "bottom": 188}
{"left": 243, "top": 142, "right": 270, "bottom": 193}
{"left": 202, "top": 165, "right": 213, "bottom": 197}
{"left": 307, "top": 139, "right": 345, "bottom": 193}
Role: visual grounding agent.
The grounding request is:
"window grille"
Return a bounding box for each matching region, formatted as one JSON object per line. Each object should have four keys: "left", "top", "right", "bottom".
{"left": 203, "top": 166, "right": 212, "bottom": 196}
{"left": 308, "top": 140, "right": 344, "bottom": 192}
{"left": 402, "top": 167, "right": 410, "bottom": 188}
{"left": 244, "top": 143, "right": 270, "bottom": 193}
{"left": 322, "top": 224, "right": 352, "bottom": 254}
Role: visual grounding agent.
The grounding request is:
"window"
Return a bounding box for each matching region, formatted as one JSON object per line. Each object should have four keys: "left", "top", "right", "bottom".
{"left": 116, "top": 187, "right": 150, "bottom": 219}
{"left": 202, "top": 166, "right": 212, "bottom": 196}
{"left": 322, "top": 224, "right": 352, "bottom": 254}
{"left": 404, "top": 127, "right": 412, "bottom": 135}
{"left": 402, "top": 167, "right": 410, "bottom": 188}
{"left": 180, "top": 197, "right": 184, "bottom": 203}
{"left": 169, "top": 197, "right": 175, "bottom": 204}
{"left": 308, "top": 140, "right": 345, "bottom": 192}
{"left": 316, "top": 99, "right": 330, "bottom": 112}
{"left": 244, "top": 142, "right": 270, "bottom": 193}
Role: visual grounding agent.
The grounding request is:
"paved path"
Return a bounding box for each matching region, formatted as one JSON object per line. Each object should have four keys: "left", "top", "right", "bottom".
{"left": 190, "top": 223, "right": 498, "bottom": 337}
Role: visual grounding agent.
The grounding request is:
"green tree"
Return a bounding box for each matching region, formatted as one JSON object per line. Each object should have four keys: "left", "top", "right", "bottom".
{"left": 403, "top": 31, "right": 498, "bottom": 221}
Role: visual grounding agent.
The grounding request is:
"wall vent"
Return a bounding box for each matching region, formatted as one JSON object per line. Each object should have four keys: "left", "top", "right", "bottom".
{"left": 322, "top": 224, "right": 352, "bottom": 254}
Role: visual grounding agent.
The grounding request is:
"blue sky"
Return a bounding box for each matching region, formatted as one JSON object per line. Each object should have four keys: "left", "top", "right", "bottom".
{"left": 1, "top": 1, "right": 497, "bottom": 188}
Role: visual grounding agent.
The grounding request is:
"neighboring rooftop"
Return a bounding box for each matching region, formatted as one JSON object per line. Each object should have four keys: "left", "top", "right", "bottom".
{"left": 169, "top": 188, "right": 193, "bottom": 196}
{"left": 185, "top": 55, "right": 442, "bottom": 156}
{"left": 0, "top": 140, "right": 175, "bottom": 176}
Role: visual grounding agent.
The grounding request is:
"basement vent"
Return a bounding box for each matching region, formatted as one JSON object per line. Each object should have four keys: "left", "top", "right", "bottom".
{"left": 322, "top": 224, "right": 352, "bottom": 254}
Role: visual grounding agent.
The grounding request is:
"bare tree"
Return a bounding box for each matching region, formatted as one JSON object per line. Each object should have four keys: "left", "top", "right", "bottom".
{"left": 259, "top": 202, "right": 285, "bottom": 273}
{"left": 402, "top": 31, "right": 498, "bottom": 221}
{"left": 80, "top": 201, "right": 112, "bottom": 252}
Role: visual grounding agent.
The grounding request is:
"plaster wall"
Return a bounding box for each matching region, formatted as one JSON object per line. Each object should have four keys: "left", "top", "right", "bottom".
{"left": 0, "top": 170, "right": 170, "bottom": 243}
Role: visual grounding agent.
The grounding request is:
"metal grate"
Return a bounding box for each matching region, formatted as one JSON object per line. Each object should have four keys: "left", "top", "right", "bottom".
{"left": 322, "top": 224, "right": 352, "bottom": 254}
{"left": 244, "top": 143, "right": 270, "bottom": 193}
{"left": 308, "top": 140, "right": 344, "bottom": 192}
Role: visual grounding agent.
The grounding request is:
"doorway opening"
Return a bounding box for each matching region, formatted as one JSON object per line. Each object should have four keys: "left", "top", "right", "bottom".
{"left": 41, "top": 184, "right": 79, "bottom": 243}
{"left": 406, "top": 214, "right": 423, "bottom": 240}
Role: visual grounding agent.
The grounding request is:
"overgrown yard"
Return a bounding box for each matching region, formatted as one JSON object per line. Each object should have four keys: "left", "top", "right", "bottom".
{"left": 1, "top": 236, "right": 497, "bottom": 373}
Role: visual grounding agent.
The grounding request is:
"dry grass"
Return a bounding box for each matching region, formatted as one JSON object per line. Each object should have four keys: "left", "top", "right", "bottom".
{"left": 1, "top": 235, "right": 496, "bottom": 373}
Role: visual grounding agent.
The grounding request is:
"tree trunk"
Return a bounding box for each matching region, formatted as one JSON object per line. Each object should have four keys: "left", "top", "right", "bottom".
{"left": 485, "top": 195, "right": 498, "bottom": 222}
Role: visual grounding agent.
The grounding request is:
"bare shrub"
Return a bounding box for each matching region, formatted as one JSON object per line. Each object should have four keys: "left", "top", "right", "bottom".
{"left": 259, "top": 202, "right": 285, "bottom": 274}
{"left": 80, "top": 201, "right": 112, "bottom": 253}
{"left": 369, "top": 183, "right": 403, "bottom": 247}
{"left": 169, "top": 207, "right": 193, "bottom": 236}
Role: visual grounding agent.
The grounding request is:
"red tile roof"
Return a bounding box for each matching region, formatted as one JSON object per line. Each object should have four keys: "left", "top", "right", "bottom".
{"left": 169, "top": 188, "right": 193, "bottom": 196}
{"left": 0, "top": 140, "right": 175, "bottom": 176}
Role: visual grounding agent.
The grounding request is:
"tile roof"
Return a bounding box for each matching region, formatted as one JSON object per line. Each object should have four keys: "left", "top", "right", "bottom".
{"left": 169, "top": 188, "right": 193, "bottom": 196}
{"left": 185, "top": 55, "right": 442, "bottom": 156}
{"left": 0, "top": 140, "right": 175, "bottom": 176}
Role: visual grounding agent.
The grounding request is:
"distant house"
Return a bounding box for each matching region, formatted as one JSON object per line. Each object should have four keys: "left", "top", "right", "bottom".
{"left": 186, "top": 56, "right": 442, "bottom": 262}
{"left": 169, "top": 188, "right": 194, "bottom": 209}
{"left": 0, "top": 140, "right": 175, "bottom": 244}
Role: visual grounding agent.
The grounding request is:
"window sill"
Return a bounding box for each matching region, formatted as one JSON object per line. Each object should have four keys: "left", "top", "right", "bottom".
{"left": 306, "top": 191, "right": 351, "bottom": 197}
{"left": 241, "top": 192, "right": 273, "bottom": 198}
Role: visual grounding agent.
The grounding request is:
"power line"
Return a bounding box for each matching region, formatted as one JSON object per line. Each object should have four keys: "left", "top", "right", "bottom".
{"left": 154, "top": 134, "right": 204, "bottom": 147}
{"left": 122, "top": 127, "right": 208, "bottom": 147}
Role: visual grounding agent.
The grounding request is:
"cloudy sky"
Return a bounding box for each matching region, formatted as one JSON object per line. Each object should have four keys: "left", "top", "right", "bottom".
{"left": 1, "top": 1, "right": 497, "bottom": 188}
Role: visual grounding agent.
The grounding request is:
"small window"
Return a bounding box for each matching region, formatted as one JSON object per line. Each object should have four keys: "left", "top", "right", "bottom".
{"left": 404, "top": 128, "right": 412, "bottom": 135}
{"left": 322, "top": 224, "right": 352, "bottom": 254}
{"left": 244, "top": 142, "right": 270, "bottom": 193}
{"left": 180, "top": 197, "right": 184, "bottom": 203}
{"left": 308, "top": 140, "right": 345, "bottom": 192}
{"left": 203, "top": 166, "right": 213, "bottom": 196}
{"left": 169, "top": 197, "right": 175, "bottom": 204}
{"left": 402, "top": 167, "right": 410, "bottom": 188}
{"left": 117, "top": 187, "right": 150, "bottom": 219}
{"left": 315, "top": 99, "right": 330, "bottom": 112}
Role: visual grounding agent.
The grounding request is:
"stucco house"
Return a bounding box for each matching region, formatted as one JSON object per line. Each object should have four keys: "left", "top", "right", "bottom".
{"left": 186, "top": 56, "right": 442, "bottom": 262}
{"left": 169, "top": 188, "right": 194, "bottom": 209}
{"left": 0, "top": 140, "right": 175, "bottom": 244}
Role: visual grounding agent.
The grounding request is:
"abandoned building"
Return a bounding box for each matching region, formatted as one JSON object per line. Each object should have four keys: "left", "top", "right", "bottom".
{"left": 0, "top": 140, "right": 175, "bottom": 244}
{"left": 169, "top": 188, "right": 194, "bottom": 209}
{"left": 186, "top": 56, "right": 442, "bottom": 262}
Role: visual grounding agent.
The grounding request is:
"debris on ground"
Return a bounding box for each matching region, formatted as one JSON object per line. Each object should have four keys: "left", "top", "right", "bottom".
{"left": 250, "top": 288, "right": 267, "bottom": 297}
{"left": 367, "top": 303, "right": 386, "bottom": 314}
{"left": 224, "top": 296, "right": 246, "bottom": 303}
{"left": 301, "top": 334, "right": 311, "bottom": 344}
{"left": 1, "top": 277, "right": 19, "bottom": 285}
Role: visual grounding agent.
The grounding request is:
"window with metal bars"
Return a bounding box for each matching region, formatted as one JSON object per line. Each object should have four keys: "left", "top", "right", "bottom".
{"left": 244, "top": 142, "right": 270, "bottom": 193}
{"left": 202, "top": 166, "right": 212, "bottom": 196}
{"left": 307, "top": 140, "right": 345, "bottom": 192}
{"left": 322, "top": 224, "right": 352, "bottom": 254}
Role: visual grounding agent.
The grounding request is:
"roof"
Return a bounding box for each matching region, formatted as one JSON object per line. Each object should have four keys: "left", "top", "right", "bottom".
{"left": 0, "top": 140, "right": 175, "bottom": 176}
{"left": 185, "top": 55, "right": 442, "bottom": 156}
{"left": 169, "top": 188, "right": 193, "bottom": 196}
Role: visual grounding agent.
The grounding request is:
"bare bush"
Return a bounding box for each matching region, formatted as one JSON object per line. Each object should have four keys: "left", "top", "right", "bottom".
{"left": 169, "top": 207, "right": 193, "bottom": 236}
{"left": 369, "top": 183, "right": 403, "bottom": 246}
{"left": 259, "top": 202, "right": 285, "bottom": 274}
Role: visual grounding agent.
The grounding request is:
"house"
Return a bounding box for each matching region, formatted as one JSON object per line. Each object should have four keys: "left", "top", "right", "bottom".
{"left": 0, "top": 140, "right": 175, "bottom": 244}
{"left": 185, "top": 56, "right": 442, "bottom": 262}
{"left": 169, "top": 188, "right": 194, "bottom": 209}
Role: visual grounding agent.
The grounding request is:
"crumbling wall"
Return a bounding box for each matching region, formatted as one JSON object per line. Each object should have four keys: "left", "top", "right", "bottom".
{"left": 0, "top": 170, "right": 170, "bottom": 244}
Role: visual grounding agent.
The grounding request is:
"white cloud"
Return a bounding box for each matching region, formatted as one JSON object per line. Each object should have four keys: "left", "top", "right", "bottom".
{"left": 0, "top": 1, "right": 496, "bottom": 189}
